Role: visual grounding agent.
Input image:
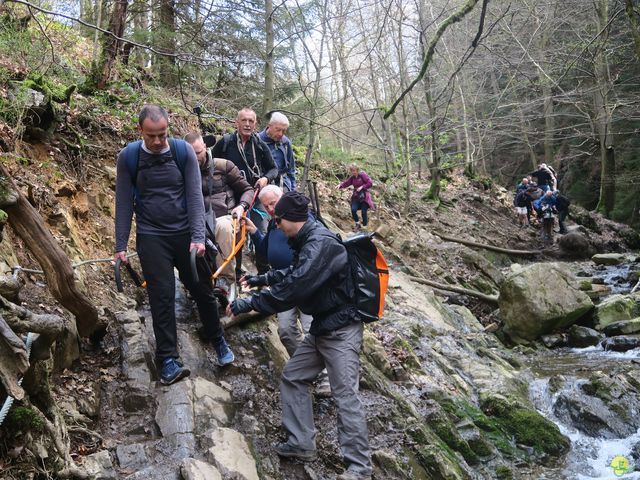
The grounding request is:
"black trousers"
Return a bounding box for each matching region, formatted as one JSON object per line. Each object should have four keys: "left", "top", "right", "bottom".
{"left": 137, "top": 233, "right": 223, "bottom": 363}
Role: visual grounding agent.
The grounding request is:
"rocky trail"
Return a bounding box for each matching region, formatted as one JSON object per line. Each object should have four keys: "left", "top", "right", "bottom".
{"left": 1, "top": 133, "right": 640, "bottom": 480}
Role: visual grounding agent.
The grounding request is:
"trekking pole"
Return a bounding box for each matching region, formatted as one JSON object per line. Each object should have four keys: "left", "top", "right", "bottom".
{"left": 115, "top": 257, "right": 145, "bottom": 292}
{"left": 312, "top": 181, "right": 323, "bottom": 221}
{"left": 189, "top": 247, "right": 200, "bottom": 285}
{"left": 210, "top": 186, "right": 261, "bottom": 281}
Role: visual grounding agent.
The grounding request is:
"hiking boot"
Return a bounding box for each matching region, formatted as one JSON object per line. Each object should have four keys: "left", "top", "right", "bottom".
{"left": 337, "top": 467, "right": 372, "bottom": 480}
{"left": 275, "top": 442, "right": 317, "bottom": 461}
{"left": 214, "top": 336, "right": 235, "bottom": 366}
{"left": 160, "top": 357, "right": 190, "bottom": 385}
{"left": 314, "top": 381, "right": 332, "bottom": 398}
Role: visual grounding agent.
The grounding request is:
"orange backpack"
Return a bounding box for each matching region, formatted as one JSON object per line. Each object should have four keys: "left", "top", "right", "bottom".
{"left": 343, "top": 232, "right": 389, "bottom": 322}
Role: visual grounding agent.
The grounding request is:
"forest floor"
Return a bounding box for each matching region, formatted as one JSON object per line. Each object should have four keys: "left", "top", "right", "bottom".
{"left": 1, "top": 67, "right": 639, "bottom": 479}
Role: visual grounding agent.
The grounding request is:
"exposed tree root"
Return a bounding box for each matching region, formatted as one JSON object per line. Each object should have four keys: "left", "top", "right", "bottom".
{"left": 408, "top": 275, "right": 499, "bottom": 306}
{"left": 434, "top": 232, "right": 541, "bottom": 257}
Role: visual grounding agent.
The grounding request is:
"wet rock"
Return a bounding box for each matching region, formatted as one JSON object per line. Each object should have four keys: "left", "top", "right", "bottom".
{"left": 554, "top": 391, "right": 636, "bottom": 438}
{"left": 586, "top": 284, "right": 611, "bottom": 301}
{"left": 541, "top": 333, "right": 568, "bottom": 349}
{"left": 602, "top": 335, "right": 640, "bottom": 352}
{"left": 180, "top": 458, "right": 222, "bottom": 480}
{"left": 558, "top": 232, "right": 592, "bottom": 259}
{"left": 81, "top": 450, "right": 117, "bottom": 480}
{"left": 116, "top": 443, "right": 149, "bottom": 471}
{"left": 480, "top": 393, "right": 569, "bottom": 455}
{"left": 205, "top": 428, "right": 259, "bottom": 480}
{"left": 603, "top": 318, "right": 640, "bottom": 336}
{"left": 567, "top": 325, "right": 603, "bottom": 348}
{"left": 595, "top": 293, "right": 640, "bottom": 330}
{"left": 372, "top": 450, "right": 407, "bottom": 478}
{"left": 499, "top": 263, "right": 594, "bottom": 343}
{"left": 592, "top": 253, "right": 626, "bottom": 265}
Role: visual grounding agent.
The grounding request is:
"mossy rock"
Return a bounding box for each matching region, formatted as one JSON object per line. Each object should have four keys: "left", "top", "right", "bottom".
{"left": 415, "top": 444, "right": 469, "bottom": 480}
{"left": 479, "top": 393, "right": 569, "bottom": 456}
{"left": 3, "top": 405, "right": 44, "bottom": 437}
{"left": 423, "top": 401, "right": 479, "bottom": 465}
{"left": 595, "top": 293, "right": 640, "bottom": 330}
{"left": 495, "top": 465, "right": 513, "bottom": 480}
{"left": 23, "top": 73, "right": 76, "bottom": 104}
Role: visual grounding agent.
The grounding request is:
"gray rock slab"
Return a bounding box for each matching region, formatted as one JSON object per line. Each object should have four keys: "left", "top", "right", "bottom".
{"left": 206, "top": 428, "right": 259, "bottom": 480}
{"left": 82, "top": 450, "right": 117, "bottom": 480}
{"left": 155, "top": 380, "right": 194, "bottom": 436}
{"left": 123, "top": 462, "right": 181, "bottom": 480}
{"left": 155, "top": 433, "right": 197, "bottom": 460}
{"left": 116, "top": 443, "right": 150, "bottom": 471}
{"left": 180, "top": 458, "right": 222, "bottom": 480}
{"left": 604, "top": 317, "right": 640, "bottom": 336}
{"left": 602, "top": 335, "right": 640, "bottom": 352}
{"left": 119, "top": 309, "right": 154, "bottom": 412}
{"left": 567, "top": 325, "right": 603, "bottom": 348}
{"left": 192, "top": 377, "right": 234, "bottom": 432}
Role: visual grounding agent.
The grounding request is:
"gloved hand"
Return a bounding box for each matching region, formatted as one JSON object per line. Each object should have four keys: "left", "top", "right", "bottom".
{"left": 243, "top": 275, "right": 268, "bottom": 288}
{"left": 230, "top": 298, "right": 252, "bottom": 316}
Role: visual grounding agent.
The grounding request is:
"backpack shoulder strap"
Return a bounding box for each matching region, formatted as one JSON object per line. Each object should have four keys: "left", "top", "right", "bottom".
{"left": 222, "top": 134, "right": 232, "bottom": 154}
{"left": 168, "top": 138, "right": 188, "bottom": 177}
{"left": 125, "top": 140, "right": 143, "bottom": 187}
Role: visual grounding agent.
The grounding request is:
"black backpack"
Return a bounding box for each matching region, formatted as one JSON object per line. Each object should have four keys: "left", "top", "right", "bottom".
{"left": 342, "top": 232, "right": 389, "bottom": 322}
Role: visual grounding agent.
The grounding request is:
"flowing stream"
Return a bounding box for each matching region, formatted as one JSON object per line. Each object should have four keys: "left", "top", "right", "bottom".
{"left": 525, "top": 262, "right": 640, "bottom": 479}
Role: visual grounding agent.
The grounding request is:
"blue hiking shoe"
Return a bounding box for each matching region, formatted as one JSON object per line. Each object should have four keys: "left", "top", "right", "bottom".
{"left": 214, "top": 337, "right": 235, "bottom": 366}
{"left": 160, "top": 357, "right": 190, "bottom": 385}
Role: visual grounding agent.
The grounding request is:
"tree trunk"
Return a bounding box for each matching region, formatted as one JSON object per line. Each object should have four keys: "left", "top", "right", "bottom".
{"left": 156, "top": 0, "right": 177, "bottom": 86}
{"left": 625, "top": 0, "right": 640, "bottom": 61}
{"left": 90, "top": 0, "right": 129, "bottom": 90}
{"left": 1, "top": 170, "right": 99, "bottom": 337}
{"left": 593, "top": 0, "right": 615, "bottom": 216}
{"left": 262, "top": 0, "right": 274, "bottom": 119}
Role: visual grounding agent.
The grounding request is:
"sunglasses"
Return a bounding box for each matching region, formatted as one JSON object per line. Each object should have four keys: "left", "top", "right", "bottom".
{"left": 274, "top": 216, "right": 283, "bottom": 225}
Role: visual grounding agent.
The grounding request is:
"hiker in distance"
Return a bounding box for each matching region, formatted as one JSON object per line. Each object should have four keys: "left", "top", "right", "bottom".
{"left": 338, "top": 163, "right": 375, "bottom": 232}
{"left": 114, "top": 105, "right": 234, "bottom": 386}
{"left": 227, "top": 191, "right": 373, "bottom": 480}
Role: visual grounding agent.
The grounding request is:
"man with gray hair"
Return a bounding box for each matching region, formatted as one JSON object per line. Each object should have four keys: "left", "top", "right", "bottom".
{"left": 259, "top": 111, "right": 297, "bottom": 192}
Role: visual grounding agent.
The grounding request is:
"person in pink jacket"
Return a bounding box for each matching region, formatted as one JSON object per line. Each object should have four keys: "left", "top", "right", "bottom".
{"left": 338, "top": 164, "right": 375, "bottom": 231}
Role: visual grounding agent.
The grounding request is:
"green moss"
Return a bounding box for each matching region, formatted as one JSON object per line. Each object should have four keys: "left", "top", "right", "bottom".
{"left": 391, "top": 337, "right": 421, "bottom": 370}
{"left": 581, "top": 374, "right": 612, "bottom": 402}
{"left": 23, "top": 73, "right": 76, "bottom": 104}
{"left": 0, "top": 208, "right": 7, "bottom": 224}
{"left": 496, "top": 465, "right": 513, "bottom": 480}
{"left": 579, "top": 280, "right": 593, "bottom": 291}
{"left": 424, "top": 406, "right": 479, "bottom": 465}
{"left": 4, "top": 405, "right": 44, "bottom": 435}
{"left": 480, "top": 393, "right": 569, "bottom": 456}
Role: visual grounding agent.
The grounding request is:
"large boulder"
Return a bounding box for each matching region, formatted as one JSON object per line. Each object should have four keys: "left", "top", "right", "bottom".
{"left": 499, "top": 263, "right": 594, "bottom": 343}
{"left": 592, "top": 253, "right": 626, "bottom": 266}
{"left": 558, "top": 232, "right": 593, "bottom": 259}
{"left": 594, "top": 293, "right": 640, "bottom": 330}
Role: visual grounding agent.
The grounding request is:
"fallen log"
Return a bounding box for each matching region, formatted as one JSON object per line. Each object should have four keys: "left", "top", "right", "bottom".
{"left": 434, "top": 232, "right": 541, "bottom": 257}
{"left": 408, "top": 275, "right": 499, "bottom": 306}
{"left": 0, "top": 167, "right": 99, "bottom": 336}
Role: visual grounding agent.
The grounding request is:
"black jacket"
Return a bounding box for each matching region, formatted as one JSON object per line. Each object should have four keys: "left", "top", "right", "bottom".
{"left": 529, "top": 168, "right": 555, "bottom": 187}
{"left": 249, "top": 219, "right": 357, "bottom": 336}
{"left": 212, "top": 132, "right": 277, "bottom": 186}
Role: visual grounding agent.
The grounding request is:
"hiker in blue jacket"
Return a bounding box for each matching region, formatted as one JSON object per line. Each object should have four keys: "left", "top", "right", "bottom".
{"left": 114, "top": 105, "right": 234, "bottom": 386}
{"left": 259, "top": 112, "right": 297, "bottom": 192}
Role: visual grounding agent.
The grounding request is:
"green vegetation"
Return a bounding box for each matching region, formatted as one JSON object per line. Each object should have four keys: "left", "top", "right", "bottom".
{"left": 479, "top": 393, "right": 570, "bottom": 456}
{"left": 3, "top": 405, "right": 44, "bottom": 436}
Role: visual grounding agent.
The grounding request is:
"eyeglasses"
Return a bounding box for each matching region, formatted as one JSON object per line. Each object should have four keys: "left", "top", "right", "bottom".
{"left": 274, "top": 216, "right": 283, "bottom": 225}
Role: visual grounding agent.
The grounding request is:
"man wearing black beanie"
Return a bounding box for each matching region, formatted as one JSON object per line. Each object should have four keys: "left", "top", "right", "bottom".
{"left": 227, "top": 190, "right": 372, "bottom": 480}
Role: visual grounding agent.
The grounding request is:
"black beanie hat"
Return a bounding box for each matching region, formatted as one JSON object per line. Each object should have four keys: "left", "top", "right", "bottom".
{"left": 275, "top": 191, "right": 310, "bottom": 222}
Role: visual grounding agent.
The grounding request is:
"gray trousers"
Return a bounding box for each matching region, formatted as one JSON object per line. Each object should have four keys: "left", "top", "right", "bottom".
{"left": 277, "top": 308, "right": 313, "bottom": 357}
{"left": 280, "top": 321, "right": 372, "bottom": 474}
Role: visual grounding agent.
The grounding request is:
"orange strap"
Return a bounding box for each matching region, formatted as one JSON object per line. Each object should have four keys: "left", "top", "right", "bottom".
{"left": 210, "top": 213, "right": 247, "bottom": 281}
